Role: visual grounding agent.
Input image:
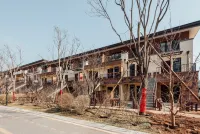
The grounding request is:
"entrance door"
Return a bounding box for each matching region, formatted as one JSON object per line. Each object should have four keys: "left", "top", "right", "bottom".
{"left": 107, "top": 87, "right": 113, "bottom": 98}
{"left": 130, "top": 85, "right": 140, "bottom": 101}
{"left": 161, "top": 85, "right": 169, "bottom": 102}
{"left": 173, "top": 85, "right": 180, "bottom": 103}
{"left": 114, "top": 86, "right": 119, "bottom": 98}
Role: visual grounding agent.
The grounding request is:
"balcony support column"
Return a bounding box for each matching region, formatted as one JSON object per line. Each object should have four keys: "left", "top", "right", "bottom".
{"left": 119, "top": 85, "right": 124, "bottom": 101}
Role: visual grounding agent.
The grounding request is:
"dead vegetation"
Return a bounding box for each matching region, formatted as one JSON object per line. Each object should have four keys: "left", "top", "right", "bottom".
{"left": 8, "top": 96, "right": 200, "bottom": 134}
{"left": 0, "top": 94, "right": 12, "bottom": 104}
{"left": 58, "top": 93, "right": 74, "bottom": 111}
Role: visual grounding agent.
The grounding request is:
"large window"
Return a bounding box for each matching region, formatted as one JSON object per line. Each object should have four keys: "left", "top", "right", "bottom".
{"left": 160, "top": 42, "right": 167, "bottom": 52}
{"left": 108, "top": 53, "right": 121, "bottom": 61}
{"left": 173, "top": 58, "right": 181, "bottom": 72}
{"left": 160, "top": 40, "right": 180, "bottom": 53}
{"left": 172, "top": 40, "right": 180, "bottom": 51}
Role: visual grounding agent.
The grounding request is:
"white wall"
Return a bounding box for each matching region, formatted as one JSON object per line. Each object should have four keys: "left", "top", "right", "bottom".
{"left": 193, "top": 31, "right": 200, "bottom": 75}
{"left": 127, "top": 39, "right": 194, "bottom": 75}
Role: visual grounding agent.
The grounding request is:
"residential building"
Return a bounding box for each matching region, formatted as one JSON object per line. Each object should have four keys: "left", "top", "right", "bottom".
{"left": 9, "top": 20, "right": 200, "bottom": 109}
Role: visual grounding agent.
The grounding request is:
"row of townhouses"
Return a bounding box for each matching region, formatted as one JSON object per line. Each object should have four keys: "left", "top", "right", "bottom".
{"left": 1, "top": 21, "right": 200, "bottom": 109}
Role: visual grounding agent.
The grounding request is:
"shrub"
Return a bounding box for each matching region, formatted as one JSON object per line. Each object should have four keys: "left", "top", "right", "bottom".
{"left": 17, "top": 94, "right": 28, "bottom": 105}
{"left": 58, "top": 93, "right": 74, "bottom": 111}
{"left": 0, "top": 94, "right": 12, "bottom": 104}
{"left": 73, "top": 95, "right": 90, "bottom": 114}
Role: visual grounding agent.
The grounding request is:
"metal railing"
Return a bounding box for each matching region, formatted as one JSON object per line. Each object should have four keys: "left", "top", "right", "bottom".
{"left": 181, "top": 63, "right": 196, "bottom": 72}
{"left": 100, "top": 72, "right": 121, "bottom": 79}
{"left": 106, "top": 53, "right": 121, "bottom": 62}
{"left": 156, "top": 63, "right": 196, "bottom": 74}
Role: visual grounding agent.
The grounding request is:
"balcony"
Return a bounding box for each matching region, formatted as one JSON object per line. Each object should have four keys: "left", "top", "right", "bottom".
{"left": 13, "top": 70, "right": 23, "bottom": 75}
{"left": 156, "top": 63, "right": 196, "bottom": 74}
{"left": 107, "top": 53, "right": 121, "bottom": 62}
{"left": 100, "top": 73, "right": 141, "bottom": 85}
{"left": 42, "top": 69, "right": 47, "bottom": 73}
{"left": 100, "top": 72, "right": 121, "bottom": 85}
{"left": 40, "top": 67, "right": 57, "bottom": 76}
{"left": 181, "top": 63, "right": 196, "bottom": 72}
{"left": 71, "top": 63, "right": 83, "bottom": 71}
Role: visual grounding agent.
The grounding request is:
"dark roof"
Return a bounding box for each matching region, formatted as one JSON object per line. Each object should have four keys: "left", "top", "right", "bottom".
{"left": 49, "top": 20, "right": 200, "bottom": 62}
{"left": 84, "top": 20, "right": 200, "bottom": 54}
{"left": 20, "top": 59, "right": 48, "bottom": 69}
{"left": 20, "top": 20, "right": 200, "bottom": 66}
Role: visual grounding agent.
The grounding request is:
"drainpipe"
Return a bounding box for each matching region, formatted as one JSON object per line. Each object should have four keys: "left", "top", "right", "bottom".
{"left": 186, "top": 51, "right": 190, "bottom": 71}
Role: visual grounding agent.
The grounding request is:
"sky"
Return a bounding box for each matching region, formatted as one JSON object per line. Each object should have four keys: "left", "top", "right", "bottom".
{"left": 0, "top": 0, "right": 200, "bottom": 70}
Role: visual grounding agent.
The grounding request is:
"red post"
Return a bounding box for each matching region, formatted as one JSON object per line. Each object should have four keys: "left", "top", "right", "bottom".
{"left": 12, "top": 91, "right": 15, "bottom": 101}
{"left": 140, "top": 88, "right": 146, "bottom": 115}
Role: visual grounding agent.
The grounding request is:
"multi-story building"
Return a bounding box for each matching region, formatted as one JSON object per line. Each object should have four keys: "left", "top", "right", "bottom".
{"left": 11, "top": 20, "right": 200, "bottom": 109}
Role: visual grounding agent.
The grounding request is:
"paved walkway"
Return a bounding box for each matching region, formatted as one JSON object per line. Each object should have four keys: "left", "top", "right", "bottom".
{"left": 0, "top": 106, "right": 147, "bottom": 134}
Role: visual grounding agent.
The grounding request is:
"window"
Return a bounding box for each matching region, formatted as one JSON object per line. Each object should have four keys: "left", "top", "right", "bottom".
{"left": 160, "top": 42, "right": 167, "bottom": 52}
{"left": 107, "top": 68, "right": 113, "bottom": 78}
{"left": 130, "top": 64, "right": 135, "bottom": 76}
{"left": 114, "top": 66, "right": 120, "bottom": 78}
{"left": 114, "top": 53, "right": 121, "bottom": 59}
{"left": 160, "top": 40, "right": 180, "bottom": 53}
{"left": 173, "top": 58, "right": 181, "bottom": 72}
{"left": 172, "top": 40, "right": 180, "bottom": 51}
{"left": 97, "top": 57, "right": 101, "bottom": 64}
{"left": 78, "top": 62, "right": 83, "bottom": 68}
{"left": 108, "top": 53, "right": 121, "bottom": 61}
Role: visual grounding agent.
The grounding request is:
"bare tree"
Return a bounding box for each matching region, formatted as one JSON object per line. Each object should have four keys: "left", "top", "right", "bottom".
{"left": 48, "top": 27, "right": 81, "bottom": 101}
{"left": 0, "top": 45, "right": 23, "bottom": 102}
{"left": 88, "top": 0, "right": 170, "bottom": 114}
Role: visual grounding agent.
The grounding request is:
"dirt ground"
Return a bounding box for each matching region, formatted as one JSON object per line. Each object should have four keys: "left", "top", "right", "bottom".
{"left": 147, "top": 112, "right": 200, "bottom": 134}
{"left": 7, "top": 103, "right": 200, "bottom": 134}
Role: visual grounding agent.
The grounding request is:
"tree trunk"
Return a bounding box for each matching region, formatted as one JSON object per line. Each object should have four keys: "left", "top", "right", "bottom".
{"left": 169, "top": 54, "right": 176, "bottom": 128}
{"left": 139, "top": 77, "right": 148, "bottom": 115}
{"left": 170, "top": 90, "right": 176, "bottom": 127}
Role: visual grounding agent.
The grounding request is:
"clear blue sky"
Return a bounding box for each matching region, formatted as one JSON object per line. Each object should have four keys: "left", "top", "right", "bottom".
{"left": 0, "top": 0, "right": 200, "bottom": 70}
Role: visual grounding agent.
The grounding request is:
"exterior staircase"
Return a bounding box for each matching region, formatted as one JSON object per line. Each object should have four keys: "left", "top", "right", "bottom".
{"left": 146, "top": 78, "right": 157, "bottom": 109}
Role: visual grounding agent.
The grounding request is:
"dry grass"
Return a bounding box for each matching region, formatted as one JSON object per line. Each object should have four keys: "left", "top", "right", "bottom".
{"left": 0, "top": 94, "right": 12, "bottom": 104}
{"left": 8, "top": 102, "right": 200, "bottom": 134}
